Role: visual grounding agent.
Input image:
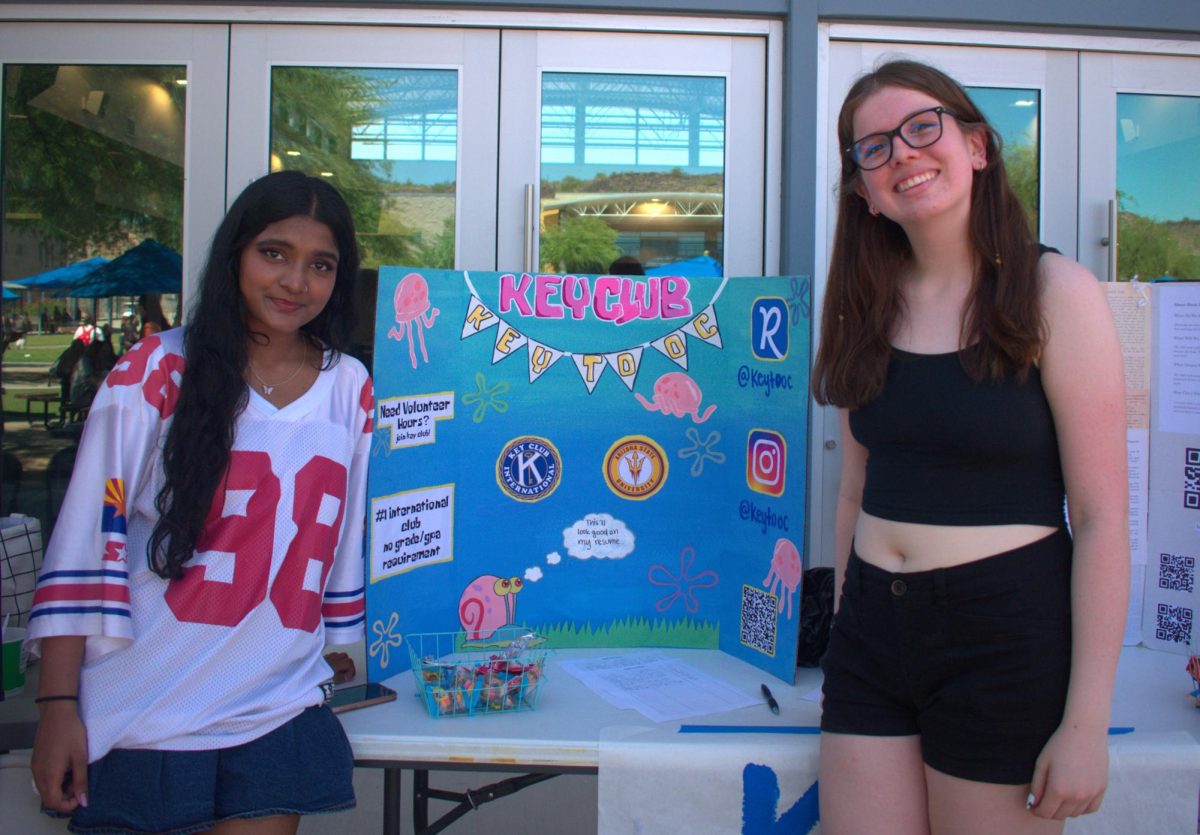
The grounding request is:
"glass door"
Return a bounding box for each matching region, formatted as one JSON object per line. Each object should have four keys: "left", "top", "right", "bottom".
{"left": 497, "top": 29, "right": 767, "bottom": 277}
{"left": 227, "top": 25, "right": 501, "bottom": 272}
{"left": 1080, "top": 53, "right": 1200, "bottom": 282}
{"left": 0, "top": 22, "right": 228, "bottom": 309}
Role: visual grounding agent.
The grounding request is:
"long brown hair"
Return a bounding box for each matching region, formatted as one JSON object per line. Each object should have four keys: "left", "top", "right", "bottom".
{"left": 812, "top": 60, "right": 1043, "bottom": 409}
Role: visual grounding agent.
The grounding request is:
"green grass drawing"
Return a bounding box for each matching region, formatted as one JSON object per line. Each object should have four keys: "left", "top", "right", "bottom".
{"left": 529, "top": 615, "right": 719, "bottom": 649}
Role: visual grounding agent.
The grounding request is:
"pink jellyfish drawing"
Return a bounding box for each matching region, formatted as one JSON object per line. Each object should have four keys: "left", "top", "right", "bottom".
{"left": 458, "top": 574, "right": 524, "bottom": 640}
{"left": 387, "top": 272, "right": 440, "bottom": 368}
{"left": 763, "top": 537, "right": 802, "bottom": 619}
{"left": 635, "top": 372, "right": 716, "bottom": 423}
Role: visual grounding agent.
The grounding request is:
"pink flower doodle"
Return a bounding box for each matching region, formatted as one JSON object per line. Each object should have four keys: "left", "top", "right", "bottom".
{"left": 647, "top": 546, "right": 719, "bottom": 613}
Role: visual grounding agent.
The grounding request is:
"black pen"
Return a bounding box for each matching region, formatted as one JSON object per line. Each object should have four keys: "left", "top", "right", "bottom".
{"left": 761, "top": 683, "right": 780, "bottom": 715}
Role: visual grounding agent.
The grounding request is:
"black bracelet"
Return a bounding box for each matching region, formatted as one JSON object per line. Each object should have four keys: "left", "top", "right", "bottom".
{"left": 33, "top": 695, "right": 79, "bottom": 704}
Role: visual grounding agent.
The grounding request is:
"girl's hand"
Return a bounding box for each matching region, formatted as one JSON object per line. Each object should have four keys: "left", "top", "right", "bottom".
{"left": 31, "top": 701, "right": 89, "bottom": 813}
{"left": 324, "top": 651, "right": 356, "bottom": 684}
{"left": 1028, "top": 723, "right": 1109, "bottom": 820}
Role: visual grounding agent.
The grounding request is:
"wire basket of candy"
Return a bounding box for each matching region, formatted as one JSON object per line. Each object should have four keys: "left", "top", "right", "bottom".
{"left": 406, "top": 626, "right": 550, "bottom": 718}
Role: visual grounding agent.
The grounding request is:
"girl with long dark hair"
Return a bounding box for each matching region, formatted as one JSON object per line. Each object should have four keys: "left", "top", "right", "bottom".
{"left": 814, "top": 61, "right": 1127, "bottom": 833}
{"left": 27, "top": 170, "right": 373, "bottom": 835}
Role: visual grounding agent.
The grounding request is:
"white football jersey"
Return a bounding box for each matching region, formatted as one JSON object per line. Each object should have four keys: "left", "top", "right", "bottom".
{"left": 27, "top": 328, "right": 372, "bottom": 762}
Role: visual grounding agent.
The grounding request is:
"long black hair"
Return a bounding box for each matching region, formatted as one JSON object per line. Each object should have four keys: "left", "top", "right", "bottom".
{"left": 148, "top": 170, "right": 360, "bottom": 579}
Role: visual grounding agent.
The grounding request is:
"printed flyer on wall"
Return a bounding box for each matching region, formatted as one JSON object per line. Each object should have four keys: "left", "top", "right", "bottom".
{"left": 364, "top": 268, "right": 810, "bottom": 683}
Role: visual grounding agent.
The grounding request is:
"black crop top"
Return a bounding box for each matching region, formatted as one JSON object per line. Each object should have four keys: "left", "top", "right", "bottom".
{"left": 848, "top": 348, "right": 1066, "bottom": 527}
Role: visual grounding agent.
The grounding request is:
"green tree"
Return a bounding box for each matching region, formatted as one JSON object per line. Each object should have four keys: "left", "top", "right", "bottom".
{"left": 540, "top": 216, "right": 619, "bottom": 273}
{"left": 3, "top": 64, "right": 184, "bottom": 262}
{"left": 415, "top": 217, "right": 456, "bottom": 270}
{"left": 270, "top": 68, "right": 420, "bottom": 270}
{"left": 1117, "top": 213, "right": 1200, "bottom": 280}
{"left": 1003, "top": 140, "right": 1039, "bottom": 235}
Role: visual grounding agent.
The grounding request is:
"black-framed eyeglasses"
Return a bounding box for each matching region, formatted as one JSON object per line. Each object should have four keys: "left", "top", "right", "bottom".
{"left": 845, "top": 106, "right": 959, "bottom": 171}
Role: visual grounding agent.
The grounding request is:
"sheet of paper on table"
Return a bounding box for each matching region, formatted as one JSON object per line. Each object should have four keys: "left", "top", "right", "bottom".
{"left": 558, "top": 652, "right": 759, "bottom": 722}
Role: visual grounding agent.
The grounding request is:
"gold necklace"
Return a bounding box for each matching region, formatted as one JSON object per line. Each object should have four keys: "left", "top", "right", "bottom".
{"left": 249, "top": 344, "right": 307, "bottom": 396}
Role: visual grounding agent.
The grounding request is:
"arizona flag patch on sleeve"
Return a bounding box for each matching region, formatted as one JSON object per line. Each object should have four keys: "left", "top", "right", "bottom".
{"left": 102, "top": 478, "right": 127, "bottom": 536}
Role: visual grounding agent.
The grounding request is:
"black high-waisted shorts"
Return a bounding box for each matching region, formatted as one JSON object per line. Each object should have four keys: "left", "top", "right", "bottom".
{"left": 820, "top": 527, "right": 1073, "bottom": 785}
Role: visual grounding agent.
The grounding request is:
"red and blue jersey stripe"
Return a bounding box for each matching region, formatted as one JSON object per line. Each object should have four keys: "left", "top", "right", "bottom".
{"left": 322, "top": 585, "right": 365, "bottom": 632}
{"left": 29, "top": 568, "right": 132, "bottom": 620}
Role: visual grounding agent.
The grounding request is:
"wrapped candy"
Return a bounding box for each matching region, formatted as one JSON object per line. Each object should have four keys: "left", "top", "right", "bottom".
{"left": 480, "top": 671, "right": 512, "bottom": 710}
{"left": 419, "top": 656, "right": 456, "bottom": 686}
{"left": 452, "top": 665, "right": 476, "bottom": 713}
{"left": 430, "top": 687, "right": 454, "bottom": 716}
{"left": 408, "top": 628, "right": 550, "bottom": 717}
{"left": 503, "top": 631, "right": 538, "bottom": 658}
{"left": 512, "top": 660, "right": 544, "bottom": 705}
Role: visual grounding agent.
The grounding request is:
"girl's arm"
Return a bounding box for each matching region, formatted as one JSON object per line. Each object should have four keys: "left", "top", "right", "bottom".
{"left": 320, "top": 371, "right": 373, "bottom": 646}
{"left": 833, "top": 408, "right": 867, "bottom": 607}
{"left": 1030, "top": 254, "right": 1129, "bottom": 820}
{"left": 26, "top": 334, "right": 176, "bottom": 810}
{"left": 31, "top": 636, "right": 89, "bottom": 813}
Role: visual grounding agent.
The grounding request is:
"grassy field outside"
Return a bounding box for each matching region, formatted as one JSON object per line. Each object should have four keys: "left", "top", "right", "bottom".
{"left": 3, "top": 334, "right": 68, "bottom": 425}
{"left": 4, "top": 332, "right": 73, "bottom": 366}
{"left": 3, "top": 333, "right": 77, "bottom": 527}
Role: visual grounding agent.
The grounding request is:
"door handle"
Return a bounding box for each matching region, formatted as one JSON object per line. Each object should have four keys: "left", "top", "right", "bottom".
{"left": 1099, "top": 197, "right": 1118, "bottom": 281}
{"left": 523, "top": 183, "right": 536, "bottom": 273}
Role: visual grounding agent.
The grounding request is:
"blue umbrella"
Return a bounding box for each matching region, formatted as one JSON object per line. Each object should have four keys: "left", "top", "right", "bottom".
{"left": 7, "top": 256, "right": 109, "bottom": 290}
{"left": 646, "top": 255, "right": 723, "bottom": 277}
{"left": 1, "top": 286, "right": 17, "bottom": 300}
{"left": 56, "top": 239, "right": 181, "bottom": 298}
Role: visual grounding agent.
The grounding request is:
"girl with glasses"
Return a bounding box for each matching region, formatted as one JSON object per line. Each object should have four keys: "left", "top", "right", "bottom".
{"left": 814, "top": 60, "right": 1127, "bottom": 834}
{"left": 26, "top": 170, "right": 373, "bottom": 835}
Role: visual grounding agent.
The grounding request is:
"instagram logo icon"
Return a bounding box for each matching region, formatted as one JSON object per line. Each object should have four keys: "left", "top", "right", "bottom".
{"left": 747, "top": 429, "right": 786, "bottom": 497}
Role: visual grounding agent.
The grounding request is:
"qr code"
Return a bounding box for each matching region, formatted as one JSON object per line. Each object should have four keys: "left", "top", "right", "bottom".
{"left": 1159, "top": 552, "right": 1196, "bottom": 593}
{"left": 1155, "top": 603, "right": 1193, "bottom": 645}
{"left": 740, "top": 584, "right": 778, "bottom": 657}
{"left": 1185, "top": 447, "right": 1199, "bottom": 510}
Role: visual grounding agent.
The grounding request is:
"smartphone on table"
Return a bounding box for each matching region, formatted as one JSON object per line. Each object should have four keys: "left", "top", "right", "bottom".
{"left": 328, "top": 682, "right": 397, "bottom": 714}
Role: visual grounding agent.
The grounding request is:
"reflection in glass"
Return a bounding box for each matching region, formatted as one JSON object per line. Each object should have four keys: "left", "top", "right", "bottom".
{"left": 2, "top": 64, "right": 185, "bottom": 309}
{"left": 540, "top": 73, "right": 725, "bottom": 275}
{"left": 1116, "top": 94, "right": 1200, "bottom": 281}
{"left": 270, "top": 68, "right": 458, "bottom": 271}
{"left": 966, "top": 87, "right": 1040, "bottom": 234}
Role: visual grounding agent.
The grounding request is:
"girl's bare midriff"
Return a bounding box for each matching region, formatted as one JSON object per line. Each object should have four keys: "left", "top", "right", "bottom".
{"left": 854, "top": 511, "right": 1059, "bottom": 572}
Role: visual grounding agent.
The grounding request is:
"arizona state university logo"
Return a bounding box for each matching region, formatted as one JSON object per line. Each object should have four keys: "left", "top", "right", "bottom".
{"left": 604, "top": 436, "right": 668, "bottom": 500}
{"left": 496, "top": 436, "right": 562, "bottom": 502}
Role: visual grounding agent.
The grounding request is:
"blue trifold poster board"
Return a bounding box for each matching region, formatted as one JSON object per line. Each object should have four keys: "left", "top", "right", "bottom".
{"left": 365, "top": 268, "right": 810, "bottom": 683}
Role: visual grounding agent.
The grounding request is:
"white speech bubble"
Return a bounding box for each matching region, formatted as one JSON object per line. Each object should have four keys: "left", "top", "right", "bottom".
{"left": 546, "top": 551, "right": 562, "bottom": 565}
{"left": 524, "top": 566, "right": 544, "bottom": 582}
{"left": 562, "top": 513, "right": 635, "bottom": 560}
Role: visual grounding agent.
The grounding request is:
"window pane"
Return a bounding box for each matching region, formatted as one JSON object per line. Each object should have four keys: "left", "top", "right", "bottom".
{"left": 270, "top": 67, "right": 458, "bottom": 271}
{"left": 1116, "top": 93, "right": 1200, "bottom": 281}
{"left": 2, "top": 62, "right": 184, "bottom": 328}
{"left": 2, "top": 64, "right": 185, "bottom": 536}
{"left": 540, "top": 72, "right": 725, "bottom": 275}
{"left": 967, "top": 86, "right": 1040, "bottom": 234}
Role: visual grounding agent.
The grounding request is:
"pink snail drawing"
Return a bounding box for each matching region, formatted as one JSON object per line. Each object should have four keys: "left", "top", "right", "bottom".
{"left": 763, "top": 537, "right": 802, "bottom": 619}
{"left": 459, "top": 574, "right": 524, "bottom": 640}
{"left": 388, "top": 272, "right": 440, "bottom": 368}
{"left": 635, "top": 372, "right": 716, "bottom": 423}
